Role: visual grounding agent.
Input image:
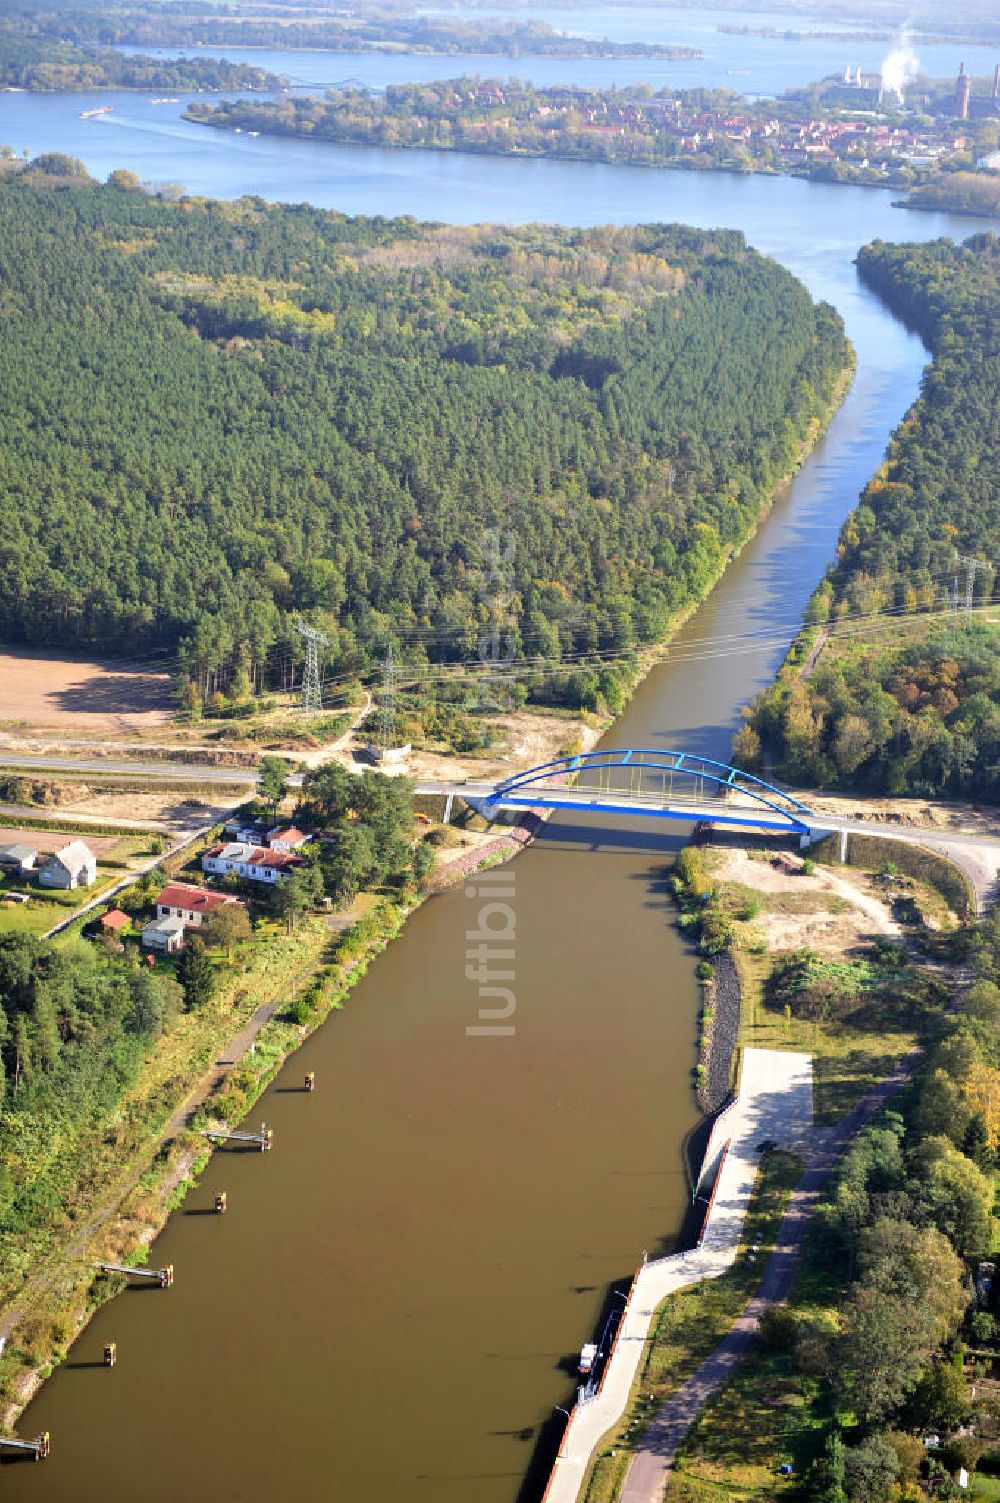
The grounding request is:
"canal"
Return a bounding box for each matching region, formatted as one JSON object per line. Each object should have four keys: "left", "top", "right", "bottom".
{"left": 3, "top": 92, "right": 998, "bottom": 1503}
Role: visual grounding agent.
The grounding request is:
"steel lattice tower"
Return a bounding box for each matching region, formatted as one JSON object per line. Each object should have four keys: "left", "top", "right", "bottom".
{"left": 956, "top": 554, "right": 991, "bottom": 625}
{"left": 294, "top": 619, "right": 330, "bottom": 713}
{"left": 378, "top": 646, "right": 397, "bottom": 751}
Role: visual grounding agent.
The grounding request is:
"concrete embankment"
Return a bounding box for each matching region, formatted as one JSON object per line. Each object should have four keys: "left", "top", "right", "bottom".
{"left": 541, "top": 1048, "right": 814, "bottom": 1503}
{"left": 697, "top": 953, "right": 741, "bottom": 1114}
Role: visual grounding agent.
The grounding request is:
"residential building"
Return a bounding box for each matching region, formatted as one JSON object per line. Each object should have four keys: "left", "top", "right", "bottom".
{"left": 267, "top": 826, "right": 310, "bottom": 853}
{"left": 141, "top": 915, "right": 186, "bottom": 954}
{"left": 37, "top": 840, "right": 97, "bottom": 890}
{"left": 221, "top": 819, "right": 311, "bottom": 853}
{"left": 155, "top": 881, "right": 245, "bottom": 927}
{"left": 0, "top": 843, "right": 38, "bottom": 877}
{"left": 202, "top": 842, "right": 305, "bottom": 885}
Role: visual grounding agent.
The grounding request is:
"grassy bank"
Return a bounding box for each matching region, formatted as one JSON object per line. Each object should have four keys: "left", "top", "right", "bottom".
{"left": 672, "top": 841, "right": 951, "bottom": 1125}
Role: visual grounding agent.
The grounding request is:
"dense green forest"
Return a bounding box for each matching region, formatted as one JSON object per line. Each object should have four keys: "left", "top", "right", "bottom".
{"left": 0, "top": 178, "right": 848, "bottom": 710}
{"left": 0, "top": 26, "right": 283, "bottom": 90}
{"left": 781, "top": 908, "right": 1000, "bottom": 1499}
{"left": 2, "top": 2, "right": 698, "bottom": 58}
{"left": 740, "top": 234, "right": 1000, "bottom": 800}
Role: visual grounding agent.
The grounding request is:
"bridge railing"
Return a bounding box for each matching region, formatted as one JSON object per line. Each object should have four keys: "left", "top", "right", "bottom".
{"left": 490, "top": 749, "right": 812, "bottom": 829}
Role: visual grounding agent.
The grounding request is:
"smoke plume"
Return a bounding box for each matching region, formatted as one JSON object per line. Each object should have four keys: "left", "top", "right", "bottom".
{"left": 880, "top": 28, "right": 920, "bottom": 103}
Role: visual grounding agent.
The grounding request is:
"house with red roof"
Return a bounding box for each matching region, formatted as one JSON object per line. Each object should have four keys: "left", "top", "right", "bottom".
{"left": 156, "top": 881, "right": 247, "bottom": 926}
{"left": 201, "top": 843, "right": 305, "bottom": 886}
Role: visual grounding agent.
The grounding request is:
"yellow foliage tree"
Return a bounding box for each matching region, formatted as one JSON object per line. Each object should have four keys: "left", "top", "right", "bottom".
{"left": 961, "top": 1061, "right": 1000, "bottom": 1149}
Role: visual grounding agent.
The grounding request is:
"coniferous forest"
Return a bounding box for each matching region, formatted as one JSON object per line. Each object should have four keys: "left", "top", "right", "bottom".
{"left": 742, "top": 233, "right": 1000, "bottom": 799}
{"left": 0, "top": 177, "right": 848, "bottom": 706}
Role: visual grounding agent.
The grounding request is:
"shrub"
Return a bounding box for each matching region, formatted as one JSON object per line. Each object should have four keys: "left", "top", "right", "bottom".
{"left": 284, "top": 996, "right": 314, "bottom": 1026}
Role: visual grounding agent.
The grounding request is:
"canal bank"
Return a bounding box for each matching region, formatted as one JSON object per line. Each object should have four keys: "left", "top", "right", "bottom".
{"left": 2, "top": 136, "right": 998, "bottom": 1503}
{"left": 542, "top": 1048, "right": 815, "bottom": 1503}
{"left": 0, "top": 320, "right": 852, "bottom": 1436}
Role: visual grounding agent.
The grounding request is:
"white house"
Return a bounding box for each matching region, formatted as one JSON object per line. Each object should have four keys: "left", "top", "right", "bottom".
{"left": 38, "top": 841, "right": 97, "bottom": 890}
{"left": 141, "top": 915, "right": 186, "bottom": 954}
{"left": 155, "top": 882, "right": 245, "bottom": 928}
{"left": 0, "top": 843, "right": 38, "bottom": 878}
{"left": 266, "top": 826, "right": 311, "bottom": 854}
{"left": 202, "top": 841, "right": 304, "bottom": 886}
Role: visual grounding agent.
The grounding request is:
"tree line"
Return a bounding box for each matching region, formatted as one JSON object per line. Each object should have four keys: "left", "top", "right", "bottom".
{"left": 9, "top": 2, "right": 697, "bottom": 59}
{"left": 739, "top": 233, "right": 1000, "bottom": 800}
{"left": 0, "top": 25, "right": 283, "bottom": 91}
{"left": 794, "top": 907, "right": 1000, "bottom": 1499}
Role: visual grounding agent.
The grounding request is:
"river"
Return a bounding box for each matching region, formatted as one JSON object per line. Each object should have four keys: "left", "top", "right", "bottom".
{"left": 3, "top": 60, "right": 999, "bottom": 1503}
{"left": 107, "top": 6, "right": 1000, "bottom": 96}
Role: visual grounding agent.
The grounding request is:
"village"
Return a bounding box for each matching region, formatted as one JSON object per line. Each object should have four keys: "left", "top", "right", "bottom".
{"left": 440, "top": 67, "right": 1000, "bottom": 180}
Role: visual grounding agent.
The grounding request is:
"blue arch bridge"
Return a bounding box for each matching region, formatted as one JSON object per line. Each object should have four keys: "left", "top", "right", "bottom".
{"left": 417, "top": 748, "right": 821, "bottom": 838}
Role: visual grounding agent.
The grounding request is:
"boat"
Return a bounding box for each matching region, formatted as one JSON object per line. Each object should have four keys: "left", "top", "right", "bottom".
{"left": 247, "top": 131, "right": 261, "bottom": 138}
{"left": 150, "top": 97, "right": 179, "bottom": 105}
{"left": 79, "top": 105, "right": 114, "bottom": 119}
{"left": 578, "top": 1342, "right": 598, "bottom": 1377}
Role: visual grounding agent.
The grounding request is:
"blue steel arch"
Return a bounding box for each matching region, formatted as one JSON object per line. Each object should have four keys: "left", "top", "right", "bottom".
{"left": 489, "top": 749, "right": 813, "bottom": 832}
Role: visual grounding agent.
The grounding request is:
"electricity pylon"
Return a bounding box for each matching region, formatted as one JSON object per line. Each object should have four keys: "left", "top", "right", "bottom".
{"left": 955, "top": 554, "right": 991, "bottom": 625}
{"left": 294, "top": 619, "right": 329, "bottom": 713}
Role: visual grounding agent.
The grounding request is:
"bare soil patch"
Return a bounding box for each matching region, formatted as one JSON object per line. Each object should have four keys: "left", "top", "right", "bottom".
{"left": 0, "top": 826, "right": 122, "bottom": 855}
{"left": 343, "top": 708, "right": 601, "bottom": 782}
{"left": 708, "top": 847, "right": 899, "bottom": 957}
{"left": 54, "top": 788, "right": 236, "bottom": 831}
{"left": 0, "top": 650, "right": 172, "bottom": 735}
{"left": 807, "top": 790, "right": 1000, "bottom": 839}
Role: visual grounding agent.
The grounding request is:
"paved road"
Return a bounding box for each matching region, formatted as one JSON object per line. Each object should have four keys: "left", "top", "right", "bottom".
{"left": 619, "top": 1052, "right": 919, "bottom": 1503}
{"left": 4, "top": 754, "right": 996, "bottom": 907}
{"left": 0, "top": 753, "right": 263, "bottom": 786}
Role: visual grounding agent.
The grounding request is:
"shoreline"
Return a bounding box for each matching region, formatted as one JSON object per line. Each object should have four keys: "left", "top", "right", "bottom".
{"left": 185, "top": 112, "right": 934, "bottom": 207}
{"left": 0, "top": 343, "right": 854, "bottom": 1439}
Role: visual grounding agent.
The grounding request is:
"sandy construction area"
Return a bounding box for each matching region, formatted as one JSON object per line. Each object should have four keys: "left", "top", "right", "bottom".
{"left": 0, "top": 650, "right": 172, "bottom": 736}
{"left": 709, "top": 847, "right": 899, "bottom": 957}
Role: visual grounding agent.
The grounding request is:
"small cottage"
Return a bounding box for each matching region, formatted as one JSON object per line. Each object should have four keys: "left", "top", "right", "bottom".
{"left": 0, "top": 843, "right": 38, "bottom": 878}
{"left": 38, "top": 841, "right": 97, "bottom": 890}
{"left": 141, "top": 915, "right": 186, "bottom": 954}
{"left": 100, "top": 908, "right": 131, "bottom": 934}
